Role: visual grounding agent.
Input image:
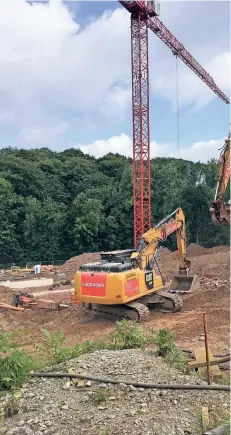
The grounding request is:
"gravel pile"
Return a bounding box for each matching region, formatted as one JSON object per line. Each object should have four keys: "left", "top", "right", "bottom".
{"left": 2, "top": 349, "right": 229, "bottom": 435}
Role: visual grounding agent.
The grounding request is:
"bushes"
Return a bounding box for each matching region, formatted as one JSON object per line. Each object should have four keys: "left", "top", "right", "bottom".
{"left": 153, "top": 328, "right": 187, "bottom": 371}
{"left": 107, "top": 319, "right": 147, "bottom": 350}
{"left": 0, "top": 333, "right": 36, "bottom": 391}
{"left": 0, "top": 321, "right": 187, "bottom": 391}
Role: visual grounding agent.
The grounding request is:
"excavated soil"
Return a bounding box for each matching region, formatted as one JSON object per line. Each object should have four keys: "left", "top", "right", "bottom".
{"left": 60, "top": 252, "right": 101, "bottom": 278}
{"left": 0, "top": 243, "right": 230, "bottom": 354}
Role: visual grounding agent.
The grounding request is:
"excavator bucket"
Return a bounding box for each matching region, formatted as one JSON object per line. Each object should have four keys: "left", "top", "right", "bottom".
{"left": 210, "top": 202, "right": 230, "bottom": 227}
{"left": 169, "top": 273, "right": 199, "bottom": 293}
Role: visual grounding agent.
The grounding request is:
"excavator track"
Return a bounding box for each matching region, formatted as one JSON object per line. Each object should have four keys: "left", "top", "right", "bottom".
{"left": 153, "top": 290, "right": 183, "bottom": 313}
{"left": 126, "top": 302, "right": 150, "bottom": 322}
{"left": 82, "top": 302, "right": 150, "bottom": 322}
{"left": 82, "top": 292, "right": 181, "bottom": 323}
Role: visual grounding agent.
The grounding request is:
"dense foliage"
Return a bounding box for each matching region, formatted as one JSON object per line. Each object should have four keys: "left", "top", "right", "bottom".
{"left": 0, "top": 146, "right": 229, "bottom": 264}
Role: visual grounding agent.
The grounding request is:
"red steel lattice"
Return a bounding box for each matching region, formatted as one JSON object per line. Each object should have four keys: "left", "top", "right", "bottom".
{"left": 147, "top": 16, "right": 229, "bottom": 104}
{"left": 131, "top": 13, "right": 151, "bottom": 245}
{"left": 119, "top": 1, "right": 229, "bottom": 247}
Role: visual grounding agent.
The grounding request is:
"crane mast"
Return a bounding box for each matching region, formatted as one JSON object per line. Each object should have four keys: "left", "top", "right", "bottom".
{"left": 119, "top": 0, "right": 229, "bottom": 246}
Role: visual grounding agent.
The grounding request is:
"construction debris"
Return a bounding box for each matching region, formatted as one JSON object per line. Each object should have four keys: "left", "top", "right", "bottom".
{"left": 12, "top": 293, "right": 69, "bottom": 310}
{"left": 188, "top": 347, "right": 221, "bottom": 380}
{"left": 0, "top": 302, "right": 24, "bottom": 312}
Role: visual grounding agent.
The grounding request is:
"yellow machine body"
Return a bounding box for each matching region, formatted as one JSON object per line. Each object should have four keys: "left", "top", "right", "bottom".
{"left": 74, "top": 267, "right": 164, "bottom": 305}
{"left": 74, "top": 208, "right": 196, "bottom": 321}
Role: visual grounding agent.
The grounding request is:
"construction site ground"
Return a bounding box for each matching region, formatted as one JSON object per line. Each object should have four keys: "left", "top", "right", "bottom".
{"left": 0, "top": 243, "right": 230, "bottom": 355}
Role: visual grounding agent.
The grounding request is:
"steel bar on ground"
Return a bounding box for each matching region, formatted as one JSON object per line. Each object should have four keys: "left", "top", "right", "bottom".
{"left": 203, "top": 312, "right": 211, "bottom": 385}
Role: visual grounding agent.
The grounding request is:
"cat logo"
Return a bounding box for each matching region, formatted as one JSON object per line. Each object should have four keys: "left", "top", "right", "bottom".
{"left": 145, "top": 271, "right": 153, "bottom": 290}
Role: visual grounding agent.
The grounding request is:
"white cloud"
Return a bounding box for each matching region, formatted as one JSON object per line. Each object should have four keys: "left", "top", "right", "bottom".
{"left": 0, "top": 1, "right": 229, "bottom": 147}
{"left": 151, "top": 51, "right": 230, "bottom": 110}
{"left": 81, "top": 133, "right": 131, "bottom": 158}
{"left": 19, "top": 118, "right": 69, "bottom": 147}
{"left": 80, "top": 133, "right": 225, "bottom": 163}
{"left": 0, "top": 0, "right": 130, "bottom": 144}
{"left": 100, "top": 85, "right": 131, "bottom": 120}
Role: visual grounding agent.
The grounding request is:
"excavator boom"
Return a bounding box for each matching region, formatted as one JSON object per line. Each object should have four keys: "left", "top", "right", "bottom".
{"left": 132, "top": 207, "right": 197, "bottom": 292}
{"left": 210, "top": 133, "right": 230, "bottom": 226}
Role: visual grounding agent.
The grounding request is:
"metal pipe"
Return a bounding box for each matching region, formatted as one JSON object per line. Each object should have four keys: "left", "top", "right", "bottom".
{"left": 203, "top": 312, "right": 211, "bottom": 385}
{"left": 30, "top": 372, "right": 230, "bottom": 392}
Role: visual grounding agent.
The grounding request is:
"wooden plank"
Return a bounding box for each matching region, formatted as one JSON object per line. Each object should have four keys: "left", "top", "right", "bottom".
{"left": 201, "top": 406, "right": 209, "bottom": 431}
{"left": 190, "top": 347, "right": 221, "bottom": 377}
{"left": 68, "top": 368, "right": 88, "bottom": 386}
{"left": 0, "top": 302, "right": 25, "bottom": 312}
{"left": 68, "top": 368, "right": 79, "bottom": 385}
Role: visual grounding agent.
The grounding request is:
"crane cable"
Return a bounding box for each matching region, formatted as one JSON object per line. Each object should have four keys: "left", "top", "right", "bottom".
{"left": 175, "top": 55, "right": 180, "bottom": 155}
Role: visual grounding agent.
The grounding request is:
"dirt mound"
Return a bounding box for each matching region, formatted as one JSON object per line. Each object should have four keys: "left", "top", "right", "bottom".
{"left": 60, "top": 252, "right": 101, "bottom": 278}
{"left": 191, "top": 251, "right": 230, "bottom": 280}
{"left": 159, "top": 245, "right": 230, "bottom": 282}
{"left": 186, "top": 243, "right": 205, "bottom": 257}
{"left": 186, "top": 243, "right": 230, "bottom": 257}
{"left": 157, "top": 246, "right": 172, "bottom": 261}
{"left": 0, "top": 285, "right": 13, "bottom": 304}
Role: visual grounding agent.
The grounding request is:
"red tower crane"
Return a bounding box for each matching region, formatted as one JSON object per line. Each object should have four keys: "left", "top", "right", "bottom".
{"left": 119, "top": 0, "right": 230, "bottom": 246}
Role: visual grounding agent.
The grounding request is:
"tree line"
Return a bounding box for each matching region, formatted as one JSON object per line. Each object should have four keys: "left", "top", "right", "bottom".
{"left": 0, "top": 146, "right": 229, "bottom": 264}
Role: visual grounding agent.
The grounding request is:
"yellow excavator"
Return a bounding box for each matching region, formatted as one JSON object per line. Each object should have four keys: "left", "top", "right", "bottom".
{"left": 210, "top": 132, "right": 230, "bottom": 226}
{"left": 74, "top": 207, "right": 197, "bottom": 322}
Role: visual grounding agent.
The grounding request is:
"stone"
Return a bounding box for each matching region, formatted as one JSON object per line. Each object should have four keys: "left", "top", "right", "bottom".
{"left": 62, "top": 381, "right": 71, "bottom": 390}
{"left": 159, "top": 390, "right": 167, "bottom": 396}
{"left": 127, "top": 410, "right": 136, "bottom": 416}
{"left": 128, "top": 385, "right": 136, "bottom": 392}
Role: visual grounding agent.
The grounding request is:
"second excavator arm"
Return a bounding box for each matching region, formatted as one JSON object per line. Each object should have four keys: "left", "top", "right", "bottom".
{"left": 131, "top": 207, "right": 191, "bottom": 274}
{"left": 210, "top": 133, "right": 230, "bottom": 226}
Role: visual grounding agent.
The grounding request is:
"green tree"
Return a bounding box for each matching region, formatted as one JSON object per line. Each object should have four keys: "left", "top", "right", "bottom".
{"left": 73, "top": 194, "right": 105, "bottom": 253}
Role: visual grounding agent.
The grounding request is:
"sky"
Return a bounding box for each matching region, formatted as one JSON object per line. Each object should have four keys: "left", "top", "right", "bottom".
{"left": 0, "top": 0, "right": 230, "bottom": 162}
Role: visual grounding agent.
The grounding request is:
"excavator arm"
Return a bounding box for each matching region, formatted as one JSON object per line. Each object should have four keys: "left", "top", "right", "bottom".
{"left": 131, "top": 207, "right": 191, "bottom": 273}
{"left": 210, "top": 133, "right": 230, "bottom": 226}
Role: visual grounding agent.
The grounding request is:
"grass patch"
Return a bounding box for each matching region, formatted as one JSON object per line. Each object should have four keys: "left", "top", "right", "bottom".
{"left": 153, "top": 328, "right": 187, "bottom": 371}
{"left": 0, "top": 321, "right": 188, "bottom": 391}
{"left": 97, "top": 429, "right": 111, "bottom": 435}
{"left": 107, "top": 319, "right": 147, "bottom": 350}
{"left": 90, "top": 388, "right": 113, "bottom": 405}
{"left": 0, "top": 333, "right": 37, "bottom": 391}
